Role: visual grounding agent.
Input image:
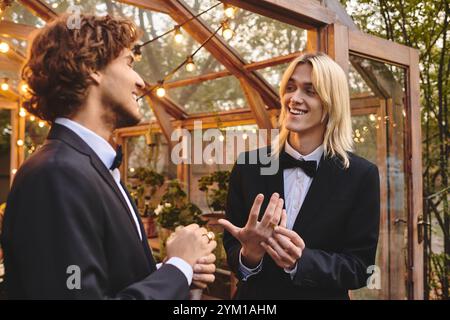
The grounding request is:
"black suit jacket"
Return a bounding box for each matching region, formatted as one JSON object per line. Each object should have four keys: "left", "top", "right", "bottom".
{"left": 223, "top": 147, "right": 380, "bottom": 300}
{"left": 1, "top": 124, "right": 189, "bottom": 299}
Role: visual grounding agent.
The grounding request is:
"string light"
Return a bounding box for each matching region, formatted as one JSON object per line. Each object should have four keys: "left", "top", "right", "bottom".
{"left": 17, "top": 139, "right": 24, "bottom": 146}
{"left": 155, "top": 81, "right": 166, "bottom": 98}
{"left": 29, "top": 115, "right": 35, "bottom": 122}
{"left": 0, "top": 42, "right": 10, "bottom": 53}
{"left": 174, "top": 26, "right": 183, "bottom": 43}
{"left": 185, "top": 56, "right": 196, "bottom": 72}
{"left": 11, "top": 168, "right": 17, "bottom": 175}
{"left": 19, "top": 108, "right": 26, "bottom": 117}
{"left": 38, "top": 121, "right": 45, "bottom": 128}
{"left": 221, "top": 20, "right": 234, "bottom": 40}
{"left": 369, "top": 114, "right": 376, "bottom": 122}
{"left": 224, "top": 4, "right": 237, "bottom": 18}
{"left": 132, "top": 44, "right": 142, "bottom": 62}
{"left": 1, "top": 78, "right": 9, "bottom": 91}
{"left": 218, "top": 135, "right": 224, "bottom": 142}
{"left": 20, "top": 83, "right": 29, "bottom": 93}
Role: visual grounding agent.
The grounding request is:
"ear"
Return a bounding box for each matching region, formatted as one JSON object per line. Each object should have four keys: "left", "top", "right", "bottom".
{"left": 89, "top": 70, "right": 102, "bottom": 85}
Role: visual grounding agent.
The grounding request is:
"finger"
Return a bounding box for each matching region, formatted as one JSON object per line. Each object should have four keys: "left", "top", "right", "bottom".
{"left": 274, "top": 227, "right": 305, "bottom": 249}
{"left": 184, "top": 224, "right": 199, "bottom": 231}
{"left": 206, "top": 240, "right": 217, "bottom": 252}
{"left": 261, "top": 242, "right": 287, "bottom": 269}
{"left": 267, "top": 237, "right": 296, "bottom": 266}
{"left": 274, "top": 233, "right": 302, "bottom": 259}
{"left": 260, "top": 193, "right": 280, "bottom": 227}
{"left": 280, "top": 209, "right": 287, "bottom": 228}
{"left": 197, "top": 253, "right": 216, "bottom": 264}
{"left": 192, "top": 281, "right": 207, "bottom": 289}
{"left": 247, "top": 194, "right": 264, "bottom": 227}
{"left": 218, "top": 219, "right": 241, "bottom": 239}
{"left": 194, "top": 263, "right": 216, "bottom": 274}
{"left": 193, "top": 273, "right": 215, "bottom": 283}
{"left": 197, "top": 227, "right": 208, "bottom": 236}
{"left": 272, "top": 198, "right": 284, "bottom": 226}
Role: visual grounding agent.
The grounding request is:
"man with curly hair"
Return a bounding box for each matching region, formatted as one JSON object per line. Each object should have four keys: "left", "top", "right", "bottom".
{"left": 1, "top": 14, "right": 217, "bottom": 299}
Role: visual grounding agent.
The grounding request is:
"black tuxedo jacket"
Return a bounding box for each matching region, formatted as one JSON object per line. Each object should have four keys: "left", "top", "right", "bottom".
{"left": 223, "top": 147, "right": 380, "bottom": 299}
{"left": 1, "top": 124, "right": 189, "bottom": 299}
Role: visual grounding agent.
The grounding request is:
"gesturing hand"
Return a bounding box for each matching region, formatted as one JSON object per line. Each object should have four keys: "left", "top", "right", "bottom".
{"left": 219, "top": 193, "right": 284, "bottom": 268}
{"left": 260, "top": 209, "right": 305, "bottom": 270}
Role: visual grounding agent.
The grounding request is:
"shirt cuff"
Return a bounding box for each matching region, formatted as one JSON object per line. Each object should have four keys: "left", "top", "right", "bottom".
{"left": 156, "top": 262, "right": 162, "bottom": 269}
{"left": 284, "top": 261, "right": 298, "bottom": 280}
{"left": 165, "top": 257, "right": 193, "bottom": 286}
{"left": 238, "top": 250, "right": 263, "bottom": 281}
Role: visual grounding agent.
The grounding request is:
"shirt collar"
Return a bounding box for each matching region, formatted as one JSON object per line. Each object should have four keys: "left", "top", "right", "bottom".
{"left": 54, "top": 117, "right": 116, "bottom": 170}
{"left": 284, "top": 141, "right": 324, "bottom": 167}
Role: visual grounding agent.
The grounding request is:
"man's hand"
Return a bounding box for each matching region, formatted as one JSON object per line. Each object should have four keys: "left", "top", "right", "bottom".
{"left": 219, "top": 193, "right": 284, "bottom": 268}
{"left": 166, "top": 224, "right": 217, "bottom": 267}
{"left": 260, "top": 209, "right": 305, "bottom": 270}
{"left": 191, "top": 253, "right": 216, "bottom": 289}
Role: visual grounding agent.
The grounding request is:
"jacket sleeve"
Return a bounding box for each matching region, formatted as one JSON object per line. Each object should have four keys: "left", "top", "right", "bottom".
{"left": 293, "top": 164, "right": 381, "bottom": 290}
{"left": 2, "top": 163, "right": 189, "bottom": 300}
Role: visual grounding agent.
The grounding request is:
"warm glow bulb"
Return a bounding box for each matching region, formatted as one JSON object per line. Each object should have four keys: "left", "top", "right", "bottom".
{"left": 29, "top": 115, "right": 36, "bottom": 122}
{"left": 17, "top": 139, "right": 24, "bottom": 146}
{"left": 1, "top": 82, "right": 8, "bottom": 91}
{"left": 224, "top": 6, "right": 236, "bottom": 18}
{"left": 174, "top": 27, "right": 183, "bottom": 43}
{"left": 185, "top": 57, "right": 196, "bottom": 72}
{"left": 0, "top": 42, "right": 9, "bottom": 53}
{"left": 20, "top": 83, "right": 29, "bottom": 93}
{"left": 156, "top": 86, "right": 166, "bottom": 98}
{"left": 222, "top": 27, "right": 234, "bottom": 40}
{"left": 38, "top": 121, "right": 45, "bottom": 128}
{"left": 19, "top": 108, "right": 26, "bottom": 117}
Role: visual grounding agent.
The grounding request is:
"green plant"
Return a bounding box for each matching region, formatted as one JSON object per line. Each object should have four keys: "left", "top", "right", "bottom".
{"left": 131, "top": 168, "right": 165, "bottom": 217}
{"left": 154, "top": 180, "right": 205, "bottom": 230}
{"left": 198, "top": 171, "right": 230, "bottom": 213}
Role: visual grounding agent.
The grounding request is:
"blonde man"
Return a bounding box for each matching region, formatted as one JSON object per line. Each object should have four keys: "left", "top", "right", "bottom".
{"left": 220, "top": 52, "right": 380, "bottom": 299}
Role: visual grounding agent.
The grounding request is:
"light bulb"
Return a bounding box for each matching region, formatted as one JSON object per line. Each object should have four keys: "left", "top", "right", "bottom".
{"left": 219, "top": 135, "right": 224, "bottom": 142}
{"left": 0, "top": 42, "right": 9, "bottom": 53}
{"left": 38, "top": 121, "right": 45, "bottom": 128}
{"left": 224, "top": 5, "right": 236, "bottom": 18}
{"left": 20, "top": 83, "right": 29, "bottom": 93}
{"left": 222, "top": 27, "right": 234, "bottom": 40}
{"left": 1, "top": 82, "right": 8, "bottom": 91}
{"left": 29, "top": 115, "right": 36, "bottom": 122}
{"left": 156, "top": 86, "right": 166, "bottom": 98}
{"left": 19, "top": 108, "right": 26, "bottom": 117}
{"left": 185, "top": 57, "right": 196, "bottom": 72}
{"left": 174, "top": 27, "right": 183, "bottom": 43}
{"left": 17, "top": 139, "right": 24, "bottom": 146}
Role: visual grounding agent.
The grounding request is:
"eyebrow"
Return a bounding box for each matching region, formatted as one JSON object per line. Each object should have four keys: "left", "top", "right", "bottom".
{"left": 288, "top": 78, "right": 313, "bottom": 86}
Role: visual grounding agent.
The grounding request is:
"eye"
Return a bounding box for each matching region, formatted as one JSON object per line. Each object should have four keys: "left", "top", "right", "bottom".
{"left": 286, "top": 83, "right": 296, "bottom": 92}
{"left": 305, "top": 87, "right": 316, "bottom": 96}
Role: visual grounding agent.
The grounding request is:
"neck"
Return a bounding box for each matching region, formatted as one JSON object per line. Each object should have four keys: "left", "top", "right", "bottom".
{"left": 287, "top": 130, "right": 324, "bottom": 156}
{"left": 70, "top": 93, "right": 115, "bottom": 146}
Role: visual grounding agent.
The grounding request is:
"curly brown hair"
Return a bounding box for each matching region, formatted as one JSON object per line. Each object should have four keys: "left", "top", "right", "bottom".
{"left": 21, "top": 14, "right": 141, "bottom": 123}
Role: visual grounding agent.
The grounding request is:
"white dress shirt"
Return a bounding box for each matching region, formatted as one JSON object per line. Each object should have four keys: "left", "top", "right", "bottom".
{"left": 54, "top": 118, "right": 193, "bottom": 285}
{"left": 239, "top": 142, "right": 324, "bottom": 280}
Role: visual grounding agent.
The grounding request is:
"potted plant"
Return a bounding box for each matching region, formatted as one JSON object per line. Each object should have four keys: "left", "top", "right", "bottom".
{"left": 131, "top": 168, "right": 165, "bottom": 238}
{"left": 198, "top": 170, "right": 231, "bottom": 269}
{"left": 154, "top": 179, "right": 206, "bottom": 259}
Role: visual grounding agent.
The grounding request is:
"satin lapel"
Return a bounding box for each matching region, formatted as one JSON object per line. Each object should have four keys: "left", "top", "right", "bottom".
{"left": 120, "top": 181, "right": 157, "bottom": 271}
{"left": 291, "top": 155, "right": 337, "bottom": 234}
{"left": 47, "top": 124, "right": 142, "bottom": 240}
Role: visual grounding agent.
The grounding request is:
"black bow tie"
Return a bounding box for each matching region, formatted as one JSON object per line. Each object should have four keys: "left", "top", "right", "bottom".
{"left": 110, "top": 145, "right": 123, "bottom": 170}
{"left": 279, "top": 151, "right": 317, "bottom": 177}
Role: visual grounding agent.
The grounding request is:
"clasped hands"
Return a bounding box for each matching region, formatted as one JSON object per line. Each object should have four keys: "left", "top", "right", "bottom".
{"left": 219, "top": 193, "right": 305, "bottom": 270}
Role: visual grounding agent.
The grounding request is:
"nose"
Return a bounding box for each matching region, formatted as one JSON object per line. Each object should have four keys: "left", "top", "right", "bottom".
{"left": 135, "top": 73, "right": 145, "bottom": 92}
{"left": 289, "top": 90, "right": 305, "bottom": 105}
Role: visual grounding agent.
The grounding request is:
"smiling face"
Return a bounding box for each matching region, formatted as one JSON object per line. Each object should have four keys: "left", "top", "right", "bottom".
{"left": 96, "top": 48, "right": 145, "bottom": 128}
{"left": 282, "top": 63, "right": 326, "bottom": 139}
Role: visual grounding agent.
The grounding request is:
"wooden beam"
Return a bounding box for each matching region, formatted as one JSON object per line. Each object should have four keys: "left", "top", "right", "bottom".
{"left": 221, "top": 0, "right": 336, "bottom": 29}
{"left": 155, "top": 0, "right": 280, "bottom": 110}
{"left": 165, "top": 51, "right": 303, "bottom": 89}
{"left": 0, "top": 21, "right": 38, "bottom": 40}
{"left": 0, "top": 86, "right": 20, "bottom": 102}
{"left": 0, "top": 55, "right": 22, "bottom": 73}
{"left": 18, "top": 0, "right": 58, "bottom": 22}
{"left": 239, "top": 78, "right": 273, "bottom": 130}
{"left": 326, "top": 23, "right": 349, "bottom": 76}
{"left": 408, "top": 48, "right": 423, "bottom": 300}
{"left": 0, "top": 38, "right": 26, "bottom": 63}
{"left": 321, "top": 0, "right": 358, "bottom": 30}
{"left": 119, "top": 0, "right": 170, "bottom": 14}
{"left": 146, "top": 95, "right": 176, "bottom": 149}
{"left": 349, "top": 30, "right": 411, "bottom": 67}
{"left": 0, "top": 97, "right": 18, "bottom": 109}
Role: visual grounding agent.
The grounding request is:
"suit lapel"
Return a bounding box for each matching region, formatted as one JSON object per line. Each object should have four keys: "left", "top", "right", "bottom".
{"left": 47, "top": 124, "right": 142, "bottom": 240}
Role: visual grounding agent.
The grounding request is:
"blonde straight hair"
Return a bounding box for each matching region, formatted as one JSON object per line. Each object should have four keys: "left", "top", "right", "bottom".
{"left": 275, "top": 52, "right": 353, "bottom": 169}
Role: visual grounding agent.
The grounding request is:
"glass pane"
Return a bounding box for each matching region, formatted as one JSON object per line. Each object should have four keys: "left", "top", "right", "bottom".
{"left": 184, "top": 0, "right": 307, "bottom": 62}
{"left": 0, "top": 109, "right": 11, "bottom": 203}
{"left": 256, "top": 62, "right": 289, "bottom": 92}
{"left": 125, "top": 132, "right": 177, "bottom": 212}
{"left": 168, "top": 76, "right": 246, "bottom": 113}
{"left": 349, "top": 55, "right": 409, "bottom": 300}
